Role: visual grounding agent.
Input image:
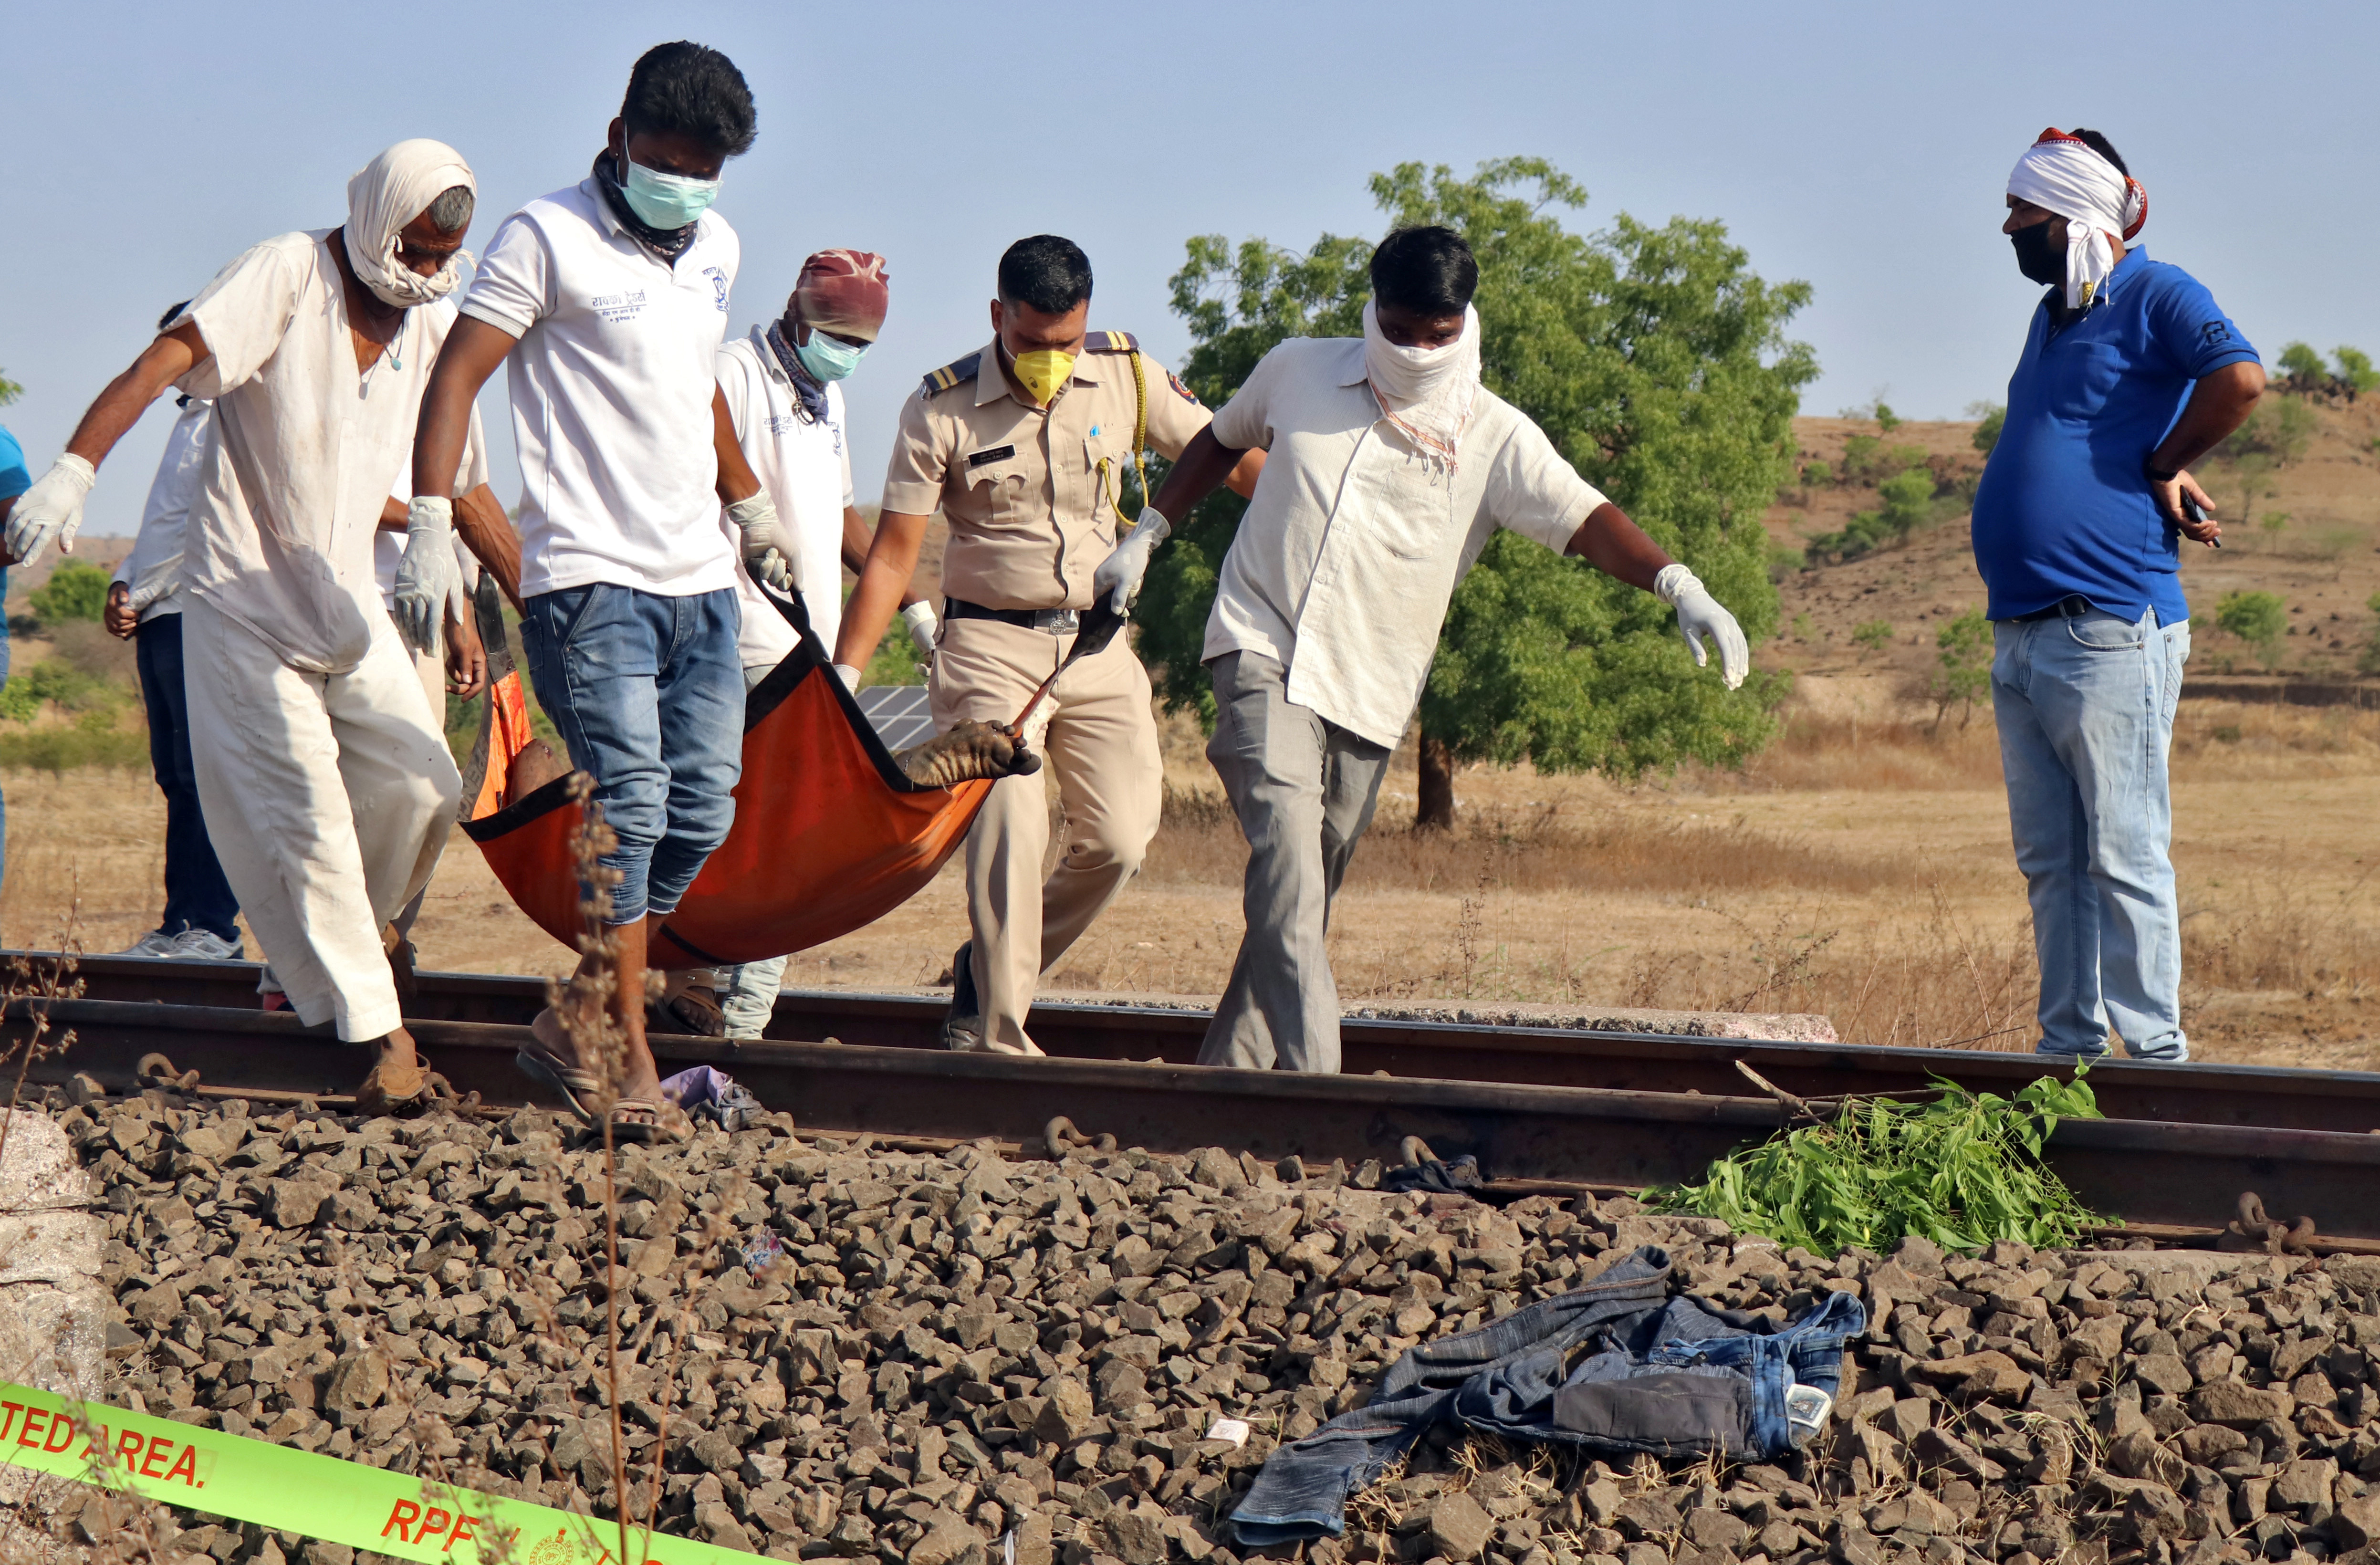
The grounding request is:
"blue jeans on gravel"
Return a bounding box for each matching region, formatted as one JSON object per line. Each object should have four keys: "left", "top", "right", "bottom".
{"left": 1992, "top": 605, "right": 2190, "bottom": 1061}
{"left": 137, "top": 615, "right": 242, "bottom": 943}
{"left": 521, "top": 584, "right": 743, "bottom": 926}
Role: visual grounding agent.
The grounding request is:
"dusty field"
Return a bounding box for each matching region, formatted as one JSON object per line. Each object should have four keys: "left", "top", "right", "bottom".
{"left": 8, "top": 687, "right": 2380, "bottom": 1074}
{"left": 12, "top": 407, "right": 2380, "bottom": 1074}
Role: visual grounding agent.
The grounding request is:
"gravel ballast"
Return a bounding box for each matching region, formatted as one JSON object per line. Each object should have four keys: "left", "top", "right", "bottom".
{"left": 11, "top": 1090, "right": 2380, "bottom": 1565}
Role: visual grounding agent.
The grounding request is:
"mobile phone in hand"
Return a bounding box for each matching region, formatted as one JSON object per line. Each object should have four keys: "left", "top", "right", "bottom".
{"left": 2182, "top": 490, "right": 2221, "bottom": 549}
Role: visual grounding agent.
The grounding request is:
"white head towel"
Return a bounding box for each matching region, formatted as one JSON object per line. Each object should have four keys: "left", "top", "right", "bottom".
{"left": 2006, "top": 128, "right": 2147, "bottom": 311}
{"left": 344, "top": 138, "right": 476, "bottom": 309}
{"left": 1361, "top": 299, "right": 1481, "bottom": 471}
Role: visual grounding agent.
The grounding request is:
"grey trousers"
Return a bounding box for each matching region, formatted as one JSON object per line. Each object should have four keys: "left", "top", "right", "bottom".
{"left": 1197, "top": 651, "right": 1394, "bottom": 1073}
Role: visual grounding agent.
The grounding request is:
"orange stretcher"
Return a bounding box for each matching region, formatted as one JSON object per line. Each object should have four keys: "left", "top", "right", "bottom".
{"left": 457, "top": 583, "right": 993, "bottom": 973}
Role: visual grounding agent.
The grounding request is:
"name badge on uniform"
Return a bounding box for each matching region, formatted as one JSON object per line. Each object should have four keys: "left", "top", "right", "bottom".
{"left": 966, "top": 445, "right": 1016, "bottom": 468}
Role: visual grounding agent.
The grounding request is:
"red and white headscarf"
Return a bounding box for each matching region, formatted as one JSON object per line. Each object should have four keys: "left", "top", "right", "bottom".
{"left": 793, "top": 249, "right": 891, "bottom": 343}
{"left": 2007, "top": 127, "right": 2147, "bottom": 311}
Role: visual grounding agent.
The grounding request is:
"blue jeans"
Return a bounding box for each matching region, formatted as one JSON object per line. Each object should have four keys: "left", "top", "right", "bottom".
{"left": 521, "top": 584, "right": 743, "bottom": 925}
{"left": 136, "top": 615, "right": 241, "bottom": 942}
{"left": 1991, "top": 605, "right": 2190, "bottom": 1061}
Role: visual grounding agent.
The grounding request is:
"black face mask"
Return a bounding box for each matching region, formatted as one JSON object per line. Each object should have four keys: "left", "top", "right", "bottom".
{"left": 2010, "top": 220, "right": 2064, "bottom": 287}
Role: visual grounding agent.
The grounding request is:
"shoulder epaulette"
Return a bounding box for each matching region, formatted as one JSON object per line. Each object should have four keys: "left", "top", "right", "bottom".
{"left": 920, "top": 351, "right": 982, "bottom": 399}
{"left": 1084, "top": 331, "right": 1139, "bottom": 355}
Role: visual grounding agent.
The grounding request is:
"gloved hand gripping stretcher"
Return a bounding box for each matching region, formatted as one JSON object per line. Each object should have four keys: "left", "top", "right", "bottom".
{"left": 456, "top": 578, "right": 1085, "bottom": 972}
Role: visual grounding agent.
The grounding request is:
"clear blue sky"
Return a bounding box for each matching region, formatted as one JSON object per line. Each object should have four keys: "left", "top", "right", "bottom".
{"left": 5, "top": 0, "right": 2375, "bottom": 536}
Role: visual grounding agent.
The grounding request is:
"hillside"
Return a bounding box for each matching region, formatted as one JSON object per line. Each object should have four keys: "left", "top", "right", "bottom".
{"left": 1763, "top": 396, "right": 2380, "bottom": 685}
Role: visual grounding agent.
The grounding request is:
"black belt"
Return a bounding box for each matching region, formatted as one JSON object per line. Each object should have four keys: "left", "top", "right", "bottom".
{"left": 2006, "top": 595, "right": 2094, "bottom": 624}
{"left": 946, "top": 598, "right": 1080, "bottom": 634}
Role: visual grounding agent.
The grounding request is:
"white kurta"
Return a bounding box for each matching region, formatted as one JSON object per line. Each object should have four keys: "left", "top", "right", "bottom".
{"left": 715, "top": 327, "right": 857, "bottom": 668}
{"left": 169, "top": 229, "right": 466, "bottom": 1040}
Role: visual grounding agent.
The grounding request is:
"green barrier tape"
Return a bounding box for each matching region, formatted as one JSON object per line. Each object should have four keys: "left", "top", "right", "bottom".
{"left": 0, "top": 1381, "right": 760, "bottom": 1565}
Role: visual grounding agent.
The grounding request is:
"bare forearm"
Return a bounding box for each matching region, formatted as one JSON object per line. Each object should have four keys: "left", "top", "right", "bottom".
{"left": 841, "top": 505, "right": 924, "bottom": 608}
{"left": 454, "top": 483, "right": 522, "bottom": 612}
{"left": 1149, "top": 427, "right": 1250, "bottom": 520}
{"left": 64, "top": 327, "right": 204, "bottom": 471}
{"left": 2149, "top": 361, "right": 2266, "bottom": 473}
{"left": 414, "top": 316, "right": 513, "bottom": 503}
{"left": 834, "top": 511, "right": 929, "bottom": 668}
{"left": 1563, "top": 501, "right": 1672, "bottom": 591}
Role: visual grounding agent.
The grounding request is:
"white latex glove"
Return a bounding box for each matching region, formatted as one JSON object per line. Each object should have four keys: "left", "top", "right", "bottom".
{"left": 902, "top": 600, "right": 940, "bottom": 660}
{"left": 1092, "top": 506, "right": 1170, "bottom": 616}
{"left": 1653, "top": 563, "right": 1749, "bottom": 690}
{"left": 393, "top": 496, "right": 453, "bottom": 654}
{"left": 833, "top": 662, "right": 863, "bottom": 693}
{"left": 6, "top": 454, "right": 97, "bottom": 567}
{"left": 728, "top": 491, "right": 797, "bottom": 592}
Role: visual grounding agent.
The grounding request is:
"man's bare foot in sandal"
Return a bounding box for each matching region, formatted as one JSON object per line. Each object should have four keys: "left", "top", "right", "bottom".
{"left": 356, "top": 1026, "right": 433, "bottom": 1116}
{"left": 518, "top": 917, "right": 675, "bottom": 1141}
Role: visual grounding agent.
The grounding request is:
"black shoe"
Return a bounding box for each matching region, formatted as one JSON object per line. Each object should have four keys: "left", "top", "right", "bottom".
{"left": 941, "top": 940, "right": 984, "bottom": 1051}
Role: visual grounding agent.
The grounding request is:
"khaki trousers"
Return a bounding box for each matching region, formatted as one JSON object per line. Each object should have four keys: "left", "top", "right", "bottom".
{"left": 1197, "top": 650, "right": 1394, "bottom": 1073}
{"left": 184, "top": 596, "right": 461, "bottom": 1042}
{"left": 927, "top": 615, "right": 1163, "bottom": 1053}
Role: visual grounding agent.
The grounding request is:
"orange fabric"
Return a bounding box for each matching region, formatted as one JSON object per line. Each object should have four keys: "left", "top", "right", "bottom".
{"left": 470, "top": 671, "right": 538, "bottom": 823}
{"left": 463, "top": 649, "right": 991, "bottom": 969}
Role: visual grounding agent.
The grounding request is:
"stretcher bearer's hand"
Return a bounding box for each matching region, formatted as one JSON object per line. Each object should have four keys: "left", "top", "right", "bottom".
{"left": 1093, "top": 507, "right": 1170, "bottom": 617}
{"left": 903, "top": 600, "right": 940, "bottom": 662}
{"left": 105, "top": 582, "right": 139, "bottom": 640}
{"left": 444, "top": 597, "right": 487, "bottom": 699}
{"left": 728, "top": 491, "right": 797, "bottom": 592}
{"left": 6, "top": 455, "right": 97, "bottom": 568}
{"left": 1653, "top": 564, "right": 1749, "bottom": 690}
{"left": 394, "top": 496, "right": 453, "bottom": 654}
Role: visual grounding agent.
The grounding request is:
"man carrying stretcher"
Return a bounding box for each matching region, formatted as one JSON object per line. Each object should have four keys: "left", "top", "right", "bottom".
{"left": 5, "top": 140, "right": 509, "bottom": 1111}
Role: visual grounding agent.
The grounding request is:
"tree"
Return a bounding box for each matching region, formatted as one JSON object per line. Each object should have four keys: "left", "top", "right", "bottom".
{"left": 0, "top": 368, "right": 20, "bottom": 407}
{"left": 2214, "top": 589, "right": 2287, "bottom": 654}
{"left": 2276, "top": 341, "right": 2328, "bottom": 395}
{"left": 1967, "top": 400, "right": 2005, "bottom": 455}
{"left": 1851, "top": 620, "right": 1893, "bottom": 657}
{"left": 2334, "top": 346, "right": 2379, "bottom": 402}
{"left": 1926, "top": 609, "right": 1992, "bottom": 731}
{"left": 29, "top": 559, "right": 110, "bottom": 624}
{"left": 1137, "top": 157, "right": 1815, "bottom": 825}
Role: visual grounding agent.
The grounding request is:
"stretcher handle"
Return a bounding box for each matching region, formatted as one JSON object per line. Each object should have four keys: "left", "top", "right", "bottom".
{"left": 1010, "top": 601, "right": 1126, "bottom": 733}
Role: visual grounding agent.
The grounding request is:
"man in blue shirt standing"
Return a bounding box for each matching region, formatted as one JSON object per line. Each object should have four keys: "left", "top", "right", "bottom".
{"left": 0, "top": 420, "right": 29, "bottom": 899}
{"left": 1971, "top": 127, "right": 2265, "bottom": 1063}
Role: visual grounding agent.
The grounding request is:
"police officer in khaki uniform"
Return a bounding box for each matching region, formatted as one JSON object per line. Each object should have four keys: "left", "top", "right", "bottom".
{"left": 837, "top": 234, "right": 1261, "bottom": 1053}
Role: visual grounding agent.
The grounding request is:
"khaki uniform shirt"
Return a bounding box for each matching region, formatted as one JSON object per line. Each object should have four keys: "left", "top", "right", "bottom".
{"left": 881, "top": 332, "right": 1213, "bottom": 611}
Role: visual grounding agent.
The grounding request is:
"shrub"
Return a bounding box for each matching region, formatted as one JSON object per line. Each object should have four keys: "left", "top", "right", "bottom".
{"left": 2277, "top": 341, "right": 2328, "bottom": 393}
{"left": 2360, "top": 591, "right": 2380, "bottom": 676}
{"left": 1969, "top": 401, "right": 2005, "bottom": 455}
{"left": 1927, "top": 609, "right": 1993, "bottom": 731}
{"left": 1851, "top": 620, "right": 1894, "bottom": 656}
{"left": 2215, "top": 589, "right": 2287, "bottom": 649}
{"left": 1766, "top": 543, "right": 1806, "bottom": 583}
{"left": 2336, "top": 346, "right": 2379, "bottom": 400}
{"left": 29, "top": 559, "right": 111, "bottom": 624}
{"left": 0, "top": 710, "right": 148, "bottom": 772}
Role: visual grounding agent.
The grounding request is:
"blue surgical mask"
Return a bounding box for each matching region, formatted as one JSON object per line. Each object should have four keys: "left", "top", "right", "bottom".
{"left": 619, "top": 155, "right": 720, "bottom": 230}
{"left": 794, "top": 328, "right": 868, "bottom": 383}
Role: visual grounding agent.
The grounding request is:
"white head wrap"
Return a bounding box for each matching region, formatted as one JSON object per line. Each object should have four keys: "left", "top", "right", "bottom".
{"left": 1361, "top": 299, "right": 1482, "bottom": 471}
{"left": 344, "top": 138, "right": 477, "bottom": 310}
{"left": 2006, "top": 128, "right": 2147, "bottom": 312}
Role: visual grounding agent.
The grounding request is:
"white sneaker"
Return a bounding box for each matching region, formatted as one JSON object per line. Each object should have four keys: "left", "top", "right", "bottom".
{"left": 167, "top": 928, "right": 242, "bottom": 962}
{"left": 112, "top": 930, "right": 180, "bottom": 959}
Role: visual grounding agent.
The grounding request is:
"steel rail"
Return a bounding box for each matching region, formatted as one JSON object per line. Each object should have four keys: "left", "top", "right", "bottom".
{"left": 27, "top": 952, "right": 2380, "bottom": 1136}
{"left": 11, "top": 995, "right": 2380, "bottom": 1239}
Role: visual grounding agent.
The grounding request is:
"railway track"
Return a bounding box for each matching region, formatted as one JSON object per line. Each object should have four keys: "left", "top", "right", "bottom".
{"left": 9, "top": 950, "right": 2380, "bottom": 1239}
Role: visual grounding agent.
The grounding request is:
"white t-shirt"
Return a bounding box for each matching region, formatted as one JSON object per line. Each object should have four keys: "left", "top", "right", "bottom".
{"left": 461, "top": 178, "right": 740, "bottom": 600}
{"left": 1204, "top": 336, "right": 1607, "bottom": 748}
{"left": 716, "top": 327, "right": 857, "bottom": 669}
{"left": 112, "top": 396, "right": 213, "bottom": 624}
{"left": 173, "top": 230, "right": 479, "bottom": 674}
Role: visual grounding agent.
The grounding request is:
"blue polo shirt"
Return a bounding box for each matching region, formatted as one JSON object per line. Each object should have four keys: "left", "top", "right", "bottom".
{"left": 1970, "top": 246, "right": 2259, "bottom": 624}
{"left": 0, "top": 423, "right": 28, "bottom": 675}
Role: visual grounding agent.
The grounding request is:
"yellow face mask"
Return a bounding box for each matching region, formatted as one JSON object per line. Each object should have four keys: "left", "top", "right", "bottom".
{"left": 1009, "top": 348, "right": 1076, "bottom": 406}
